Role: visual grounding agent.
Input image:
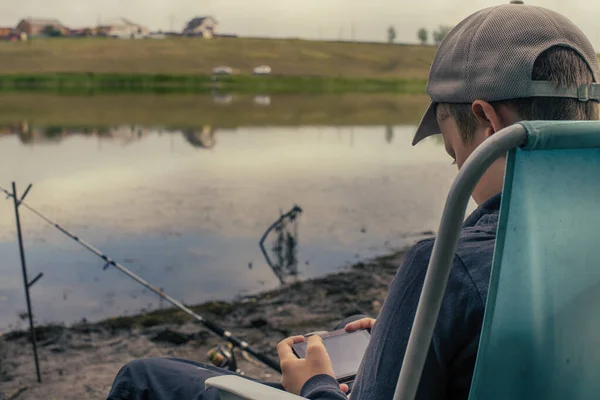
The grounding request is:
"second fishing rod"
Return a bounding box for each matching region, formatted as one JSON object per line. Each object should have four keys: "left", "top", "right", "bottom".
{"left": 0, "top": 184, "right": 282, "bottom": 373}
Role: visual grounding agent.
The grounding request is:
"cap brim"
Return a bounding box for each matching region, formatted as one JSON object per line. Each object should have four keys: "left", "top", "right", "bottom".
{"left": 412, "top": 102, "right": 440, "bottom": 146}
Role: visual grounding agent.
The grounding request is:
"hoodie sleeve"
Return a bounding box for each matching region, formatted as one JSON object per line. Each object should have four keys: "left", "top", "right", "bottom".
{"left": 348, "top": 238, "right": 485, "bottom": 400}
{"left": 300, "top": 374, "right": 348, "bottom": 400}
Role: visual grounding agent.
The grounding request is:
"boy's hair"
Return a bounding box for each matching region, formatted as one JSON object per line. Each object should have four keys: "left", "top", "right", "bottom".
{"left": 438, "top": 46, "right": 600, "bottom": 143}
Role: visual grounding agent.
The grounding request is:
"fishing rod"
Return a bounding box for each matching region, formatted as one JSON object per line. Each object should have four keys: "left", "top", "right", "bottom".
{"left": 0, "top": 185, "right": 282, "bottom": 373}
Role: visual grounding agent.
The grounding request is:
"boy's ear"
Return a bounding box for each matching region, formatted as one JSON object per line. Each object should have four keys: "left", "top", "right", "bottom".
{"left": 471, "top": 100, "right": 506, "bottom": 137}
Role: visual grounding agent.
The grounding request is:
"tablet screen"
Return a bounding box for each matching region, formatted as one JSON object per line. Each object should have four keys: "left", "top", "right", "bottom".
{"left": 293, "top": 329, "right": 370, "bottom": 380}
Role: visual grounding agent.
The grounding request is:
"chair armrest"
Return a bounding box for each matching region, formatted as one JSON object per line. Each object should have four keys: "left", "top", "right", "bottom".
{"left": 205, "top": 375, "right": 307, "bottom": 400}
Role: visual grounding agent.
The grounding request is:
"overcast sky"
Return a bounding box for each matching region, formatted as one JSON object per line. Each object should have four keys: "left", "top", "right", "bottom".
{"left": 1, "top": 1, "right": 598, "bottom": 48}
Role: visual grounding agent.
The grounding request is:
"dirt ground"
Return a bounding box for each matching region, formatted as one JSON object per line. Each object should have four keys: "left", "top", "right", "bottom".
{"left": 0, "top": 252, "right": 405, "bottom": 400}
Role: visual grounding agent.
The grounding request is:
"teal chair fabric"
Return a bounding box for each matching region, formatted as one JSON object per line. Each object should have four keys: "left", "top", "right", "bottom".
{"left": 468, "top": 121, "right": 600, "bottom": 400}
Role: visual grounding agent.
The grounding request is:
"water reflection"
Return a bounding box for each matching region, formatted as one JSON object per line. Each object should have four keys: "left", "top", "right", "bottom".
{"left": 0, "top": 124, "right": 456, "bottom": 332}
{"left": 385, "top": 126, "right": 394, "bottom": 144}
{"left": 0, "top": 122, "right": 403, "bottom": 150}
{"left": 1, "top": 122, "right": 221, "bottom": 149}
{"left": 2, "top": 122, "right": 150, "bottom": 146}
{"left": 181, "top": 127, "right": 218, "bottom": 149}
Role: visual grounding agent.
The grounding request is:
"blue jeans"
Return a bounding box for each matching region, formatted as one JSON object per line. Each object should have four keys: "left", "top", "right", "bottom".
{"left": 107, "top": 315, "right": 367, "bottom": 400}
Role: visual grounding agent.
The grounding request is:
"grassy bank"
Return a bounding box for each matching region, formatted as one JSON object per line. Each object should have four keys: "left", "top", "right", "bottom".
{"left": 0, "top": 73, "right": 426, "bottom": 94}
{"left": 0, "top": 93, "right": 431, "bottom": 128}
{"left": 0, "top": 37, "right": 435, "bottom": 93}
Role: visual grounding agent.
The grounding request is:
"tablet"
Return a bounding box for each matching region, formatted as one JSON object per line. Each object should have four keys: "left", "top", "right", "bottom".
{"left": 292, "top": 329, "right": 371, "bottom": 383}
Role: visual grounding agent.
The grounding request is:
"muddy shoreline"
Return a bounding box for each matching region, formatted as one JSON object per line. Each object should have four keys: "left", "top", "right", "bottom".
{"left": 0, "top": 251, "right": 406, "bottom": 400}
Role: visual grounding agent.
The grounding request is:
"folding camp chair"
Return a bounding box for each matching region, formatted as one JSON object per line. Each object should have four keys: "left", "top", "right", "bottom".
{"left": 206, "top": 120, "right": 600, "bottom": 400}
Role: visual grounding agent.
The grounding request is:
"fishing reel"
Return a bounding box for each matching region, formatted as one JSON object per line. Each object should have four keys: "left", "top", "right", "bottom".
{"left": 207, "top": 342, "right": 244, "bottom": 374}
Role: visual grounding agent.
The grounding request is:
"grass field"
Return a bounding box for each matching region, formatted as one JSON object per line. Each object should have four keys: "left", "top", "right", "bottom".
{"left": 0, "top": 73, "right": 427, "bottom": 94}
{"left": 0, "top": 37, "right": 437, "bottom": 79}
{"left": 0, "top": 37, "right": 435, "bottom": 92}
{"left": 0, "top": 93, "right": 431, "bottom": 128}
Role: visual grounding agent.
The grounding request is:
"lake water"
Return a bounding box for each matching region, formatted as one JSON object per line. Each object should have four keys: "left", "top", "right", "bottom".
{"left": 0, "top": 97, "right": 462, "bottom": 332}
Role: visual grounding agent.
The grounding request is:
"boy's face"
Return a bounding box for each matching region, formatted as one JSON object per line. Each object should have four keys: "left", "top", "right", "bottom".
{"left": 436, "top": 101, "right": 517, "bottom": 205}
{"left": 436, "top": 110, "right": 482, "bottom": 170}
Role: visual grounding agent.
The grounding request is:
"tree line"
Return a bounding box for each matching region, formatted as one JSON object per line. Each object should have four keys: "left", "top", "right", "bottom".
{"left": 387, "top": 26, "right": 453, "bottom": 46}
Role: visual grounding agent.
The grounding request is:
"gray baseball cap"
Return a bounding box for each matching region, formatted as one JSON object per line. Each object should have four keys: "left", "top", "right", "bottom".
{"left": 412, "top": 0, "right": 600, "bottom": 146}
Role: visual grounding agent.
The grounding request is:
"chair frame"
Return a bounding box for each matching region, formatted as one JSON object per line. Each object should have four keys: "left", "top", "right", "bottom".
{"left": 393, "top": 124, "right": 528, "bottom": 400}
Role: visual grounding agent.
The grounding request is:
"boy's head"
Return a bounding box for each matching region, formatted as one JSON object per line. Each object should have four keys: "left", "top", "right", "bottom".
{"left": 413, "top": 2, "right": 600, "bottom": 204}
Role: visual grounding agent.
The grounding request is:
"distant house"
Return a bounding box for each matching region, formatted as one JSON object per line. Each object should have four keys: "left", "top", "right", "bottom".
{"left": 182, "top": 17, "right": 217, "bottom": 38}
{"left": 97, "top": 18, "right": 149, "bottom": 39}
{"left": 5, "top": 31, "right": 27, "bottom": 41}
{"left": 16, "top": 18, "right": 69, "bottom": 36}
{"left": 0, "top": 29, "right": 26, "bottom": 41}
{"left": 69, "top": 27, "right": 96, "bottom": 37}
{"left": 0, "top": 27, "right": 13, "bottom": 38}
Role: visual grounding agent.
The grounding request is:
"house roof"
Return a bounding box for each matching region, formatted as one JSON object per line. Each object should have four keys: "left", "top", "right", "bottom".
{"left": 21, "top": 18, "right": 64, "bottom": 27}
{"left": 184, "top": 16, "right": 218, "bottom": 31}
{"left": 100, "top": 17, "right": 146, "bottom": 28}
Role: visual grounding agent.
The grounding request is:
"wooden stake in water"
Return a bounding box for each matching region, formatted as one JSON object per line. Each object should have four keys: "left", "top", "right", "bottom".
{"left": 11, "top": 182, "right": 42, "bottom": 383}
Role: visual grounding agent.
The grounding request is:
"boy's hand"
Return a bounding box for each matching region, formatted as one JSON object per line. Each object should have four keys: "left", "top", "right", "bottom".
{"left": 344, "top": 317, "right": 376, "bottom": 333}
{"left": 277, "top": 335, "right": 348, "bottom": 395}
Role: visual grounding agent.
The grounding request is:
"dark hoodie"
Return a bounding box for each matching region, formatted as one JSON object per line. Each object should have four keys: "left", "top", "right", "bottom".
{"left": 301, "top": 194, "right": 501, "bottom": 400}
